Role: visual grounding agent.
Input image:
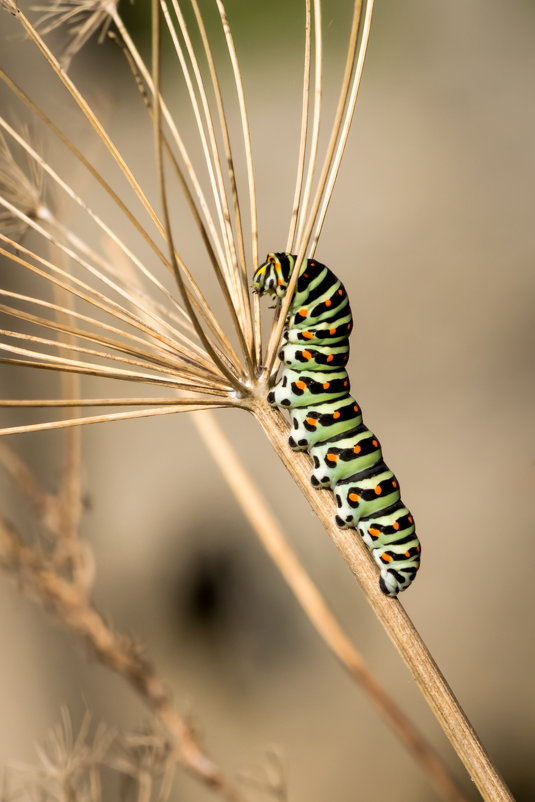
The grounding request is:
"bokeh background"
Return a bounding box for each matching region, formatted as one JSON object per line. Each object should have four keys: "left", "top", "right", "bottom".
{"left": 1, "top": 0, "right": 534, "bottom": 799}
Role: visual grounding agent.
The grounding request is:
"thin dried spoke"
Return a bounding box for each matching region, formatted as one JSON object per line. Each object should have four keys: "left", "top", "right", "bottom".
{"left": 161, "top": 0, "right": 237, "bottom": 279}
{"left": 0, "top": 404, "right": 230, "bottom": 438}
{"left": 185, "top": 0, "right": 247, "bottom": 279}
{"left": 0, "top": 302, "right": 217, "bottom": 380}
{"left": 294, "top": 0, "right": 322, "bottom": 249}
{"left": 14, "top": 8, "right": 168, "bottom": 247}
{"left": 311, "top": 0, "right": 374, "bottom": 251}
{"left": 286, "top": 0, "right": 312, "bottom": 253}
{"left": 162, "top": 0, "right": 254, "bottom": 367}
{"left": 109, "top": 6, "right": 227, "bottom": 270}
{"left": 110, "top": 8, "right": 257, "bottom": 378}
{"left": 188, "top": 0, "right": 256, "bottom": 366}
{"left": 151, "top": 0, "right": 246, "bottom": 394}
{"left": 264, "top": 0, "right": 366, "bottom": 375}
{"left": 0, "top": 356, "right": 233, "bottom": 396}
{"left": 0, "top": 278, "right": 213, "bottom": 377}
{"left": 0, "top": 114, "right": 193, "bottom": 336}
{"left": 0, "top": 329, "right": 221, "bottom": 387}
{"left": 0, "top": 69, "right": 241, "bottom": 373}
{"left": 0, "top": 196, "right": 196, "bottom": 352}
{"left": 0, "top": 238, "right": 204, "bottom": 362}
{"left": 0, "top": 67, "right": 172, "bottom": 270}
{"left": 213, "top": 0, "right": 258, "bottom": 273}
{"left": 108, "top": 30, "right": 251, "bottom": 381}
{"left": 0, "top": 397, "right": 216, "bottom": 408}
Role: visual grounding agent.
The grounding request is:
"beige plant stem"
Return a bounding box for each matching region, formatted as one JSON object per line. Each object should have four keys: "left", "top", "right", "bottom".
{"left": 52, "top": 271, "right": 84, "bottom": 583}
{"left": 193, "top": 410, "right": 471, "bottom": 802}
{"left": 0, "top": 518, "right": 248, "bottom": 802}
{"left": 253, "top": 399, "right": 514, "bottom": 802}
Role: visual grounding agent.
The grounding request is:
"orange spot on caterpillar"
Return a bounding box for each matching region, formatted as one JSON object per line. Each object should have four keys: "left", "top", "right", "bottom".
{"left": 338, "top": 289, "right": 343, "bottom": 295}
{"left": 372, "top": 439, "right": 378, "bottom": 447}
{"left": 329, "top": 328, "right": 336, "bottom": 335}
{"left": 380, "top": 553, "right": 392, "bottom": 563}
{"left": 323, "top": 382, "right": 330, "bottom": 390}
{"left": 343, "top": 380, "right": 348, "bottom": 387}
{"left": 369, "top": 527, "right": 380, "bottom": 539}
{"left": 326, "top": 354, "right": 334, "bottom": 362}
{"left": 310, "top": 262, "right": 315, "bottom": 266}
{"left": 302, "top": 331, "right": 313, "bottom": 339}
{"left": 327, "top": 453, "right": 338, "bottom": 462}
{"left": 296, "top": 380, "right": 306, "bottom": 390}
{"left": 333, "top": 411, "right": 340, "bottom": 419}
{"left": 302, "top": 350, "right": 312, "bottom": 360}
{"left": 405, "top": 550, "right": 411, "bottom": 558}
{"left": 408, "top": 516, "right": 413, "bottom": 524}
{"left": 347, "top": 324, "right": 351, "bottom": 330}
{"left": 325, "top": 299, "right": 332, "bottom": 307}
{"left": 304, "top": 272, "right": 309, "bottom": 277}
{"left": 306, "top": 417, "right": 318, "bottom": 427}
{"left": 392, "top": 481, "right": 398, "bottom": 488}
{"left": 349, "top": 492, "right": 360, "bottom": 502}
{"left": 416, "top": 545, "right": 421, "bottom": 552}
{"left": 353, "top": 445, "right": 361, "bottom": 454}
{"left": 393, "top": 522, "right": 400, "bottom": 530}
{"left": 298, "top": 308, "right": 308, "bottom": 317}
{"left": 277, "top": 278, "right": 284, "bottom": 285}
{"left": 374, "top": 485, "right": 382, "bottom": 495}
{"left": 353, "top": 405, "right": 359, "bottom": 413}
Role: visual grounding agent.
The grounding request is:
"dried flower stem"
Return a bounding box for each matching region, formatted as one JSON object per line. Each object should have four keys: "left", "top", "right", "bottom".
{"left": 0, "top": 518, "right": 248, "bottom": 802}
{"left": 253, "top": 399, "right": 513, "bottom": 802}
{"left": 193, "top": 410, "right": 471, "bottom": 802}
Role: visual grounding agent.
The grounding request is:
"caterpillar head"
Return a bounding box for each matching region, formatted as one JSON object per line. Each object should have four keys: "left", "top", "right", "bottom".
{"left": 253, "top": 252, "right": 294, "bottom": 299}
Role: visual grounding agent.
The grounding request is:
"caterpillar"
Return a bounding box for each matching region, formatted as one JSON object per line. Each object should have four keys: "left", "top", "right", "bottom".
{"left": 253, "top": 252, "right": 420, "bottom": 597}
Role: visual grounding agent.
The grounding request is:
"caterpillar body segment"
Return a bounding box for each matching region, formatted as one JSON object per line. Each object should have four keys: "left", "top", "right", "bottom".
{"left": 267, "top": 368, "right": 349, "bottom": 408}
{"left": 253, "top": 252, "right": 421, "bottom": 597}
{"left": 288, "top": 397, "right": 363, "bottom": 451}
{"left": 309, "top": 424, "right": 383, "bottom": 488}
{"left": 279, "top": 342, "right": 350, "bottom": 371}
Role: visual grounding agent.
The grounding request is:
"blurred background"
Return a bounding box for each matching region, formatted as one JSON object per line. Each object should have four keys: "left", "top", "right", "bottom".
{"left": 0, "top": 0, "right": 534, "bottom": 799}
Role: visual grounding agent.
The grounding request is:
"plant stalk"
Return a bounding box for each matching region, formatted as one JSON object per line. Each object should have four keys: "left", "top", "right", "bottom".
{"left": 253, "top": 398, "right": 514, "bottom": 802}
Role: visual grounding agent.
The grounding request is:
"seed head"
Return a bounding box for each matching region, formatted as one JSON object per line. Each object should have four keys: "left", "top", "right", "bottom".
{"left": 33, "top": 0, "right": 118, "bottom": 68}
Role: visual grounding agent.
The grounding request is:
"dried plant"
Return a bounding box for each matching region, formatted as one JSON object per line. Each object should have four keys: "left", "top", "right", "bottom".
{"left": 0, "top": 2, "right": 515, "bottom": 802}
{"left": 4, "top": 710, "right": 179, "bottom": 802}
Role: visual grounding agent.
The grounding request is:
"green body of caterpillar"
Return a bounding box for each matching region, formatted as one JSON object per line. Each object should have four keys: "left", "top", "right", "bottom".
{"left": 253, "top": 252, "right": 420, "bottom": 596}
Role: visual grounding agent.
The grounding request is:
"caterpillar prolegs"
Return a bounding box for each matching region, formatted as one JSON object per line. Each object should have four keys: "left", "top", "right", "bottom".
{"left": 253, "top": 252, "right": 421, "bottom": 596}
